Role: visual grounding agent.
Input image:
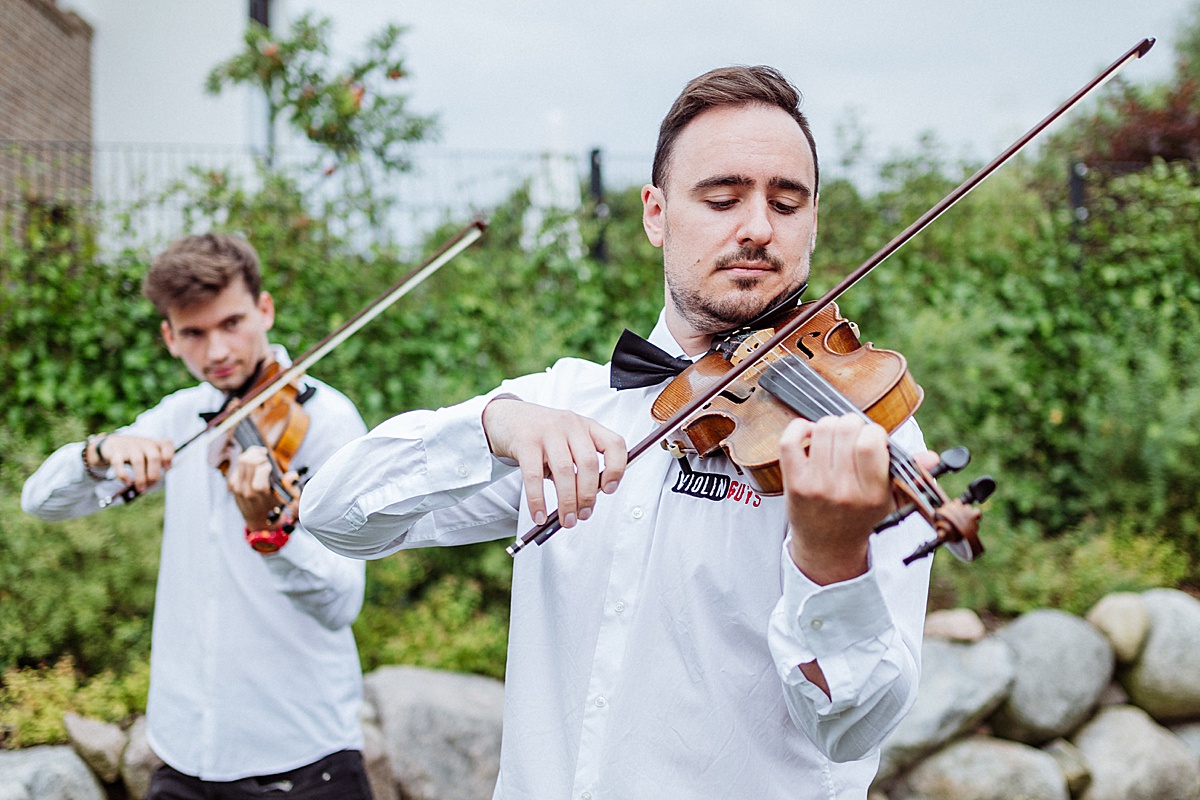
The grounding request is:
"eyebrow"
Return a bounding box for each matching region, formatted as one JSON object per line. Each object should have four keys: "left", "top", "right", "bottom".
{"left": 178, "top": 312, "right": 244, "bottom": 335}
{"left": 691, "top": 174, "right": 812, "bottom": 199}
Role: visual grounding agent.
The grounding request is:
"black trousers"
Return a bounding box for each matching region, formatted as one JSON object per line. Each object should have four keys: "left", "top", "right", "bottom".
{"left": 146, "top": 750, "right": 374, "bottom": 799}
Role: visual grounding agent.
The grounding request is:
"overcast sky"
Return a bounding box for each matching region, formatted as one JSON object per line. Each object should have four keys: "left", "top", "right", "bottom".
{"left": 275, "top": 0, "right": 1192, "bottom": 182}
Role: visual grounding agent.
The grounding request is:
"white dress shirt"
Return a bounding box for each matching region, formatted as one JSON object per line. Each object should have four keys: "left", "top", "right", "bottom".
{"left": 22, "top": 346, "right": 368, "bottom": 781}
{"left": 301, "top": 314, "right": 935, "bottom": 800}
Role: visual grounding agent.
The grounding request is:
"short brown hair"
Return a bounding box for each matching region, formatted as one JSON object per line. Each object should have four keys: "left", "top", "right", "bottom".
{"left": 143, "top": 233, "right": 263, "bottom": 317}
{"left": 651, "top": 65, "right": 818, "bottom": 193}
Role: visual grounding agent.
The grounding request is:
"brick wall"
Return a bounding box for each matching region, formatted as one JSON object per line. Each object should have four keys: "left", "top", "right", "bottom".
{"left": 0, "top": 0, "right": 93, "bottom": 207}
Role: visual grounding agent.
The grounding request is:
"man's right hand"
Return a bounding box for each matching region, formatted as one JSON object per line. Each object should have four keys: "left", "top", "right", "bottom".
{"left": 88, "top": 434, "right": 174, "bottom": 493}
{"left": 482, "top": 397, "right": 627, "bottom": 528}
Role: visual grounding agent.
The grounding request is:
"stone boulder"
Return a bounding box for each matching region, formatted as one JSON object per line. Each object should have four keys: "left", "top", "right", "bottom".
{"left": 923, "top": 608, "right": 987, "bottom": 642}
{"left": 62, "top": 712, "right": 125, "bottom": 785}
{"left": 1086, "top": 592, "right": 1149, "bottom": 664}
{"left": 365, "top": 665, "right": 504, "bottom": 800}
{"left": 1121, "top": 588, "right": 1200, "bottom": 722}
{"left": 990, "top": 609, "right": 1113, "bottom": 743}
{"left": 1071, "top": 705, "right": 1200, "bottom": 800}
{"left": 875, "top": 637, "right": 1015, "bottom": 786}
{"left": 119, "top": 716, "right": 162, "bottom": 800}
{"left": 1174, "top": 721, "right": 1200, "bottom": 763}
{"left": 361, "top": 706, "right": 399, "bottom": 800}
{"left": 891, "top": 735, "right": 1068, "bottom": 800}
{"left": 0, "top": 746, "right": 104, "bottom": 800}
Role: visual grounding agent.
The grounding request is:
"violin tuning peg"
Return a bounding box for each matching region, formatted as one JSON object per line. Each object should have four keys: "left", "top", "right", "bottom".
{"left": 873, "top": 502, "right": 916, "bottom": 534}
{"left": 903, "top": 537, "right": 942, "bottom": 565}
{"left": 960, "top": 475, "right": 996, "bottom": 506}
{"left": 929, "top": 446, "right": 971, "bottom": 478}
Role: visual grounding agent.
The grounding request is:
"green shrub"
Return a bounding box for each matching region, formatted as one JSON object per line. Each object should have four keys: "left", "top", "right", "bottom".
{"left": 930, "top": 516, "right": 1190, "bottom": 617}
{"left": 0, "top": 420, "right": 160, "bottom": 676}
{"left": 0, "top": 657, "right": 150, "bottom": 748}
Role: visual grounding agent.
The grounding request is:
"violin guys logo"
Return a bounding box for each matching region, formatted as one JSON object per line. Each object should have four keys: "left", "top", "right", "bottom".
{"left": 670, "top": 462, "right": 763, "bottom": 507}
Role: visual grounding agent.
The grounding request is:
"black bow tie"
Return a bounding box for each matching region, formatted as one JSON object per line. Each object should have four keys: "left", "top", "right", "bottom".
{"left": 610, "top": 284, "right": 809, "bottom": 390}
{"left": 609, "top": 329, "right": 694, "bottom": 390}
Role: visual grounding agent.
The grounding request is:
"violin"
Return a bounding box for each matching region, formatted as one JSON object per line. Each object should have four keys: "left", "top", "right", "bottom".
{"left": 506, "top": 38, "right": 1155, "bottom": 558}
{"left": 209, "top": 356, "right": 316, "bottom": 528}
{"left": 652, "top": 300, "right": 992, "bottom": 563}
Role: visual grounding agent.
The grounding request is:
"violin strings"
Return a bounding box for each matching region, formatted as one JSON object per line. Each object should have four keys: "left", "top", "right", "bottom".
{"left": 772, "top": 358, "right": 938, "bottom": 507}
{"left": 230, "top": 418, "right": 290, "bottom": 499}
{"left": 766, "top": 357, "right": 932, "bottom": 502}
{"left": 762, "top": 357, "right": 940, "bottom": 508}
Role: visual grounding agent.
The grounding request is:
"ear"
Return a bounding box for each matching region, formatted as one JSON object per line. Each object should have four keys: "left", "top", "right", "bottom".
{"left": 642, "top": 184, "right": 665, "bottom": 248}
{"left": 257, "top": 291, "right": 276, "bottom": 332}
{"left": 809, "top": 192, "right": 820, "bottom": 252}
{"left": 161, "top": 318, "right": 180, "bottom": 357}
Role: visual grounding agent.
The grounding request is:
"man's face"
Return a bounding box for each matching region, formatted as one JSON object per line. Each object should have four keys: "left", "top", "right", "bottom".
{"left": 160, "top": 277, "right": 275, "bottom": 392}
{"left": 642, "top": 102, "right": 819, "bottom": 337}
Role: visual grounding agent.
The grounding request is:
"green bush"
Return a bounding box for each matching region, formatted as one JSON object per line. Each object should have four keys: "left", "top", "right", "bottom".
{"left": 0, "top": 420, "right": 160, "bottom": 676}
{"left": 0, "top": 657, "right": 150, "bottom": 748}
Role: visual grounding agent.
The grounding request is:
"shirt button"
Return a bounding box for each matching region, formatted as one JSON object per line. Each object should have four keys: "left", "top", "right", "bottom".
{"left": 457, "top": 464, "right": 469, "bottom": 477}
{"left": 631, "top": 506, "right": 644, "bottom": 519}
{"left": 811, "top": 618, "right": 824, "bottom": 630}
{"left": 582, "top": 793, "right": 593, "bottom": 800}
{"left": 595, "top": 695, "right": 607, "bottom": 708}
{"left": 614, "top": 601, "right": 626, "bottom": 613}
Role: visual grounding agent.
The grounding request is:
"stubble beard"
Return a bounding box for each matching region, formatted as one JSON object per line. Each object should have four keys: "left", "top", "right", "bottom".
{"left": 667, "top": 245, "right": 808, "bottom": 335}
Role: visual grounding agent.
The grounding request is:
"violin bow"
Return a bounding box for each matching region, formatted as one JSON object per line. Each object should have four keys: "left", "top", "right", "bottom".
{"left": 102, "top": 218, "right": 487, "bottom": 507}
{"left": 508, "top": 37, "right": 1155, "bottom": 555}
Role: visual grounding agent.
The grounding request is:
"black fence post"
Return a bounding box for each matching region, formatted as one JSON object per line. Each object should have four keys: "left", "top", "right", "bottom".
{"left": 589, "top": 147, "right": 609, "bottom": 263}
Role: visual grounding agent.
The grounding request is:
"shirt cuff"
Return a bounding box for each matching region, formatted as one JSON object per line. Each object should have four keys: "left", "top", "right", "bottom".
{"left": 422, "top": 390, "right": 521, "bottom": 489}
{"left": 769, "top": 534, "right": 891, "bottom": 696}
{"left": 261, "top": 527, "right": 325, "bottom": 570}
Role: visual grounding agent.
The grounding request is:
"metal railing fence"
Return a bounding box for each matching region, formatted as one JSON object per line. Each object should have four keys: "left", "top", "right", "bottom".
{"left": 1, "top": 140, "right": 653, "bottom": 251}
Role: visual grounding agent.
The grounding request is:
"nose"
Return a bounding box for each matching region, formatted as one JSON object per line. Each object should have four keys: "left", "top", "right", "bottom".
{"left": 736, "top": 197, "right": 773, "bottom": 247}
{"left": 206, "top": 331, "right": 232, "bottom": 362}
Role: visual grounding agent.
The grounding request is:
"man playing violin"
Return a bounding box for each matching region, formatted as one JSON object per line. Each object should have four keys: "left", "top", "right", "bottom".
{"left": 302, "top": 66, "right": 938, "bottom": 799}
{"left": 22, "top": 233, "right": 374, "bottom": 799}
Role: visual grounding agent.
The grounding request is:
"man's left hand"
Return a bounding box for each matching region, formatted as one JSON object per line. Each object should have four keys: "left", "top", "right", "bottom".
{"left": 779, "top": 415, "right": 937, "bottom": 586}
{"left": 227, "top": 445, "right": 294, "bottom": 531}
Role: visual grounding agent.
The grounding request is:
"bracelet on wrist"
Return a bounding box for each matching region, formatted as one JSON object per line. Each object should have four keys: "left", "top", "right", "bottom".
{"left": 245, "top": 525, "right": 291, "bottom": 553}
{"left": 244, "top": 513, "right": 295, "bottom": 554}
{"left": 82, "top": 433, "right": 109, "bottom": 479}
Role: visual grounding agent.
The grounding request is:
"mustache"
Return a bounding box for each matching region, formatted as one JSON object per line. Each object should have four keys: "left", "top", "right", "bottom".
{"left": 714, "top": 245, "right": 785, "bottom": 271}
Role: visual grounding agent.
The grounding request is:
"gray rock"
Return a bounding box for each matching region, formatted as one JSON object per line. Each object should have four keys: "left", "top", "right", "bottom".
{"left": 1072, "top": 705, "right": 1200, "bottom": 800}
{"left": 62, "top": 712, "right": 125, "bottom": 784}
{"left": 1121, "top": 588, "right": 1200, "bottom": 723}
{"left": 990, "top": 609, "right": 1114, "bottom": 744}
{"left": 0, "top": 746, "right": 104, "bottom": 800}
{"left": 892, "top": 735, "right": 1068, "bottom": 800}
{"left": 875, "top": 637, "right": 1015, "bottom": 786}
{"left": 1173, "top": 721, "right": 1200, "bottom": 765}
{"left": 1096, "top": 680, "right": 1129, "bottom": 708}
{"left": 119, "top": 716, "right": 162, "bottom": 800}
{"left": 1086, "top": 592, "right": 1149, "bottom": 664}
{"left": 924, "top": 608, "right": 987, "bottom": 642}
{"left": 362, "top": 718, "right": 398, "bottom": 800}
{"left": 1043, "top": 738, "right": 1091, "bottom": 797}
{"left": 365, "top": 665, "right": 503, "bottom": 800}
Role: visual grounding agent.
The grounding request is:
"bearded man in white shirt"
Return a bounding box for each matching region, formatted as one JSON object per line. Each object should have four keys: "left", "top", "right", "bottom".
{"left": 301, "top": 65, "right": 940, "bottom": 800}
{"left": 22, "top": 233, "right": 373, "bottom": 799}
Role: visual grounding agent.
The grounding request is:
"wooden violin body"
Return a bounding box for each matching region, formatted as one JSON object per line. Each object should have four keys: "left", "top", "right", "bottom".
{"left": 652, "top": 300, "right": 988, "bottom": 563}
{"left": 210, "top": 357, "right": 313, "bottom": 524}
{"left": 652, "top": 301, "right": 922, "bottom": 495}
